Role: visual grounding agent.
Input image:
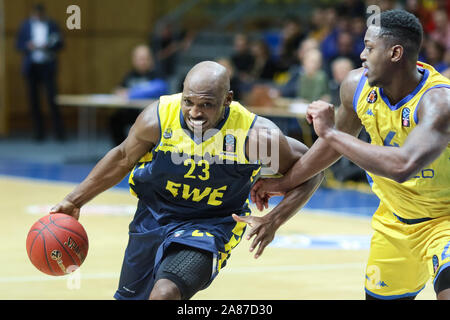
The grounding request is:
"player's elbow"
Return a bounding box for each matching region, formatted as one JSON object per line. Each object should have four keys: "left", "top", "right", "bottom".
{"left": 389, "top": 161, "right": 419, "bottom": 183}
{"left": 391, "top": 171, "right": 409, "bottom": 184}
{"left": 111, "top": 144, "right": 135, "bottom": 172}
{"left": 312, "top": 171, "right": 325, "bottom": 186}
{"left": 302, "top": 170, "right": 325, "bottom": 192}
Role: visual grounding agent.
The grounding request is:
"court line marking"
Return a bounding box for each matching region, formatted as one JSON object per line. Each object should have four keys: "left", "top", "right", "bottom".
{"left": 0, "top": 263, "right": 365, "bottom": 283}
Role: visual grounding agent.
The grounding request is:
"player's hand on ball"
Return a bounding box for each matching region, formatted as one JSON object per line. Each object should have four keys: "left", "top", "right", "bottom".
{"left": 50, "top": 199, "right": 80, "bottom": 220}
{"left": 232, "top": 214, "right": 276, "bottom": 259}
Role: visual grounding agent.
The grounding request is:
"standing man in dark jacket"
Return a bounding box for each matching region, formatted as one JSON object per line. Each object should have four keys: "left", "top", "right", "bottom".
{"left": 16, "top": 4, "right": 65, "bottom": 141}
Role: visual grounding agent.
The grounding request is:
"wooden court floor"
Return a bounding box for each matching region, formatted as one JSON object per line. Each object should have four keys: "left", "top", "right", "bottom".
{"left": 0, "top": 176, "right": 436, "bottom": 300}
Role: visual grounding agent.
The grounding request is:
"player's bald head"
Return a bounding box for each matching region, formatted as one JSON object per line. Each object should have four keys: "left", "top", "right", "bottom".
{"left": 184, "top": 61, "right": 230, "bottom": 96}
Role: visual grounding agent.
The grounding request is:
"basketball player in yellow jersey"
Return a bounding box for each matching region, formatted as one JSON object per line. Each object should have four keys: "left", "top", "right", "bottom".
{"left": 51, "top": 61, "right": 323, "bottom": 300}
{"left": 242, "top": 9, "right": 450, "bottom": 300}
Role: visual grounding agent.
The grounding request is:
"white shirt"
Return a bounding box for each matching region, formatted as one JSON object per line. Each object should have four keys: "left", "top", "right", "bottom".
{"left": 30, "top": 19, "right": 49, "bottom": 63}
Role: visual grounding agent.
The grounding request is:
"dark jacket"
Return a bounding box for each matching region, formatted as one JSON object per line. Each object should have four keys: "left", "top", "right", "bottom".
{"left": 16, "top": 18, "right": 64, "bottom": 75}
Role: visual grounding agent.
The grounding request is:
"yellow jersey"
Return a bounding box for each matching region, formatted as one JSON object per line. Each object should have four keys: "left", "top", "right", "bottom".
{"left": 128, "top": 93, "right": 261, "bottom": 222}
{"left": 353, "top": 62, "right": 450, "bottom": 220}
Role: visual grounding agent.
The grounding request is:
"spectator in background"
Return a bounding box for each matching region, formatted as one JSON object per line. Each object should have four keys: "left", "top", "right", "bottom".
{"left": 276, "top": 16, "right": 307, "bottom": 72}
{"left": 349, "top": 16, "right": 366, "bottom": 60}
{"left": 230, "top": 33, "right": 254, "bottom": 83}
{"left": 110, "top": 45, "right": 168, "bottom": 146}
{"left": 249, "top": 39, "right": 278, "bottom": 83}
{"left": 405, "top": 0, "right": 431, "bottom": 32}
{"left": 328, "top": 57, "right": 354, "bottom": 106}
{"left": 319, "top": 6, "right": 362, "bottom": 74}
{"left": 297, "top": 48, "right": 330, "bottom": 103}
{"left": 279, "top": 37, "right": 319, "bottom": 97}
{"left": 336, "top": 0, "right": 366, "bottom": 18}
{"left": 216, "top": 57, "right": 244, "bottom": 101}
{"left": 322, "top": 29, "right": 361, "bottom": 77}
{"left": 430, "top": 9, "right": 450, "bottom": 50}
{"left": 424, "top": 38, "right": 448, "bottom": 73}
{"left": 334, "top": 32, "right": 360, "bottom": 71}
{"left": 16, "top": 3, "right": 65, "bottom": 142}
{"left": 308, "top": 7, "right": 332, "bottom": 43}
{"left": 150, "top": 24, "right": 194, "bottom": 78}
{"left": 373, "top": 0, "right": 397, "bottom": 11}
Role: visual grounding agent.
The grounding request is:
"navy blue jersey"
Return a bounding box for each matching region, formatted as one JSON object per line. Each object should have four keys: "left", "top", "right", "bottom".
{"left": 129, "top": 93, "right": 261, "bottom": 223}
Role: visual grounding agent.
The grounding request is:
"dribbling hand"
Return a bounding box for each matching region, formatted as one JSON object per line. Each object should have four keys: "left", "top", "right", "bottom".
{"left": 50, "top": 199, "right": 80, "bottom": 220}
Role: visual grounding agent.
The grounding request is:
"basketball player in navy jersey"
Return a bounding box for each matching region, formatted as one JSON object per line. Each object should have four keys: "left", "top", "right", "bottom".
{"left": 51, "top": 61, "right": 323, "bottom": 300}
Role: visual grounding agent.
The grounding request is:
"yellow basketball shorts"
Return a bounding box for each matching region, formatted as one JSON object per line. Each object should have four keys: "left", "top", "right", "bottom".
{"left": 364, "top": 203, "right": 450, "bottom": 299}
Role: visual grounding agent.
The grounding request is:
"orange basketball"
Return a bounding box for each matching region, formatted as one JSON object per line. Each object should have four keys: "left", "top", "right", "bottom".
{"left": 26, "top": 213, "right": 89, "bottom": 276}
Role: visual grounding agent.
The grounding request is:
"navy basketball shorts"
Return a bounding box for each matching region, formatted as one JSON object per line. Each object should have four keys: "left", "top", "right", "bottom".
{"left": 114, "top": 201, "right": 250, "bottom": 300}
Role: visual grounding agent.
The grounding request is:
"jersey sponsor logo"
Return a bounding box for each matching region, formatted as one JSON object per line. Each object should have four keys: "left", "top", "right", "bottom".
{"left": 165, "top": 180, "right": 228, "bottom": 206}
{"left": 367, "top": 89, "right": 378, "bottom": 103}
{"left": 402, "top": 107, "right": 410, "bottom": 127}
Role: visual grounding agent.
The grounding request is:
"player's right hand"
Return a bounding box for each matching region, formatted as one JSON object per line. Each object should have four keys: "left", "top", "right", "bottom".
{"left": 232, "top": 213, "right": 277, "bottom": 259}
{"left": 50, "top": 199, "right": 81, "bottom": 220}
{"left": 250, "top": 178, "right": 286, "bottom": 211}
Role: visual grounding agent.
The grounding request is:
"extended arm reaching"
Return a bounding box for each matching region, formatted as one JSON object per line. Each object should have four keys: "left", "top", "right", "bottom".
{"left": 50, "top": 101, "right": 160, "bottom": 219}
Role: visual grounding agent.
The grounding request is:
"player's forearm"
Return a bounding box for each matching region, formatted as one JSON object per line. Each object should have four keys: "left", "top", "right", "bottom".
{"left": 64, "top": 147, "right": 134, "bottom": 207}
{"left": 279, "top": 138, "right": 341, "bottom": 190}
{"left": 266, "top": 172, "right": 324, "bottom": 230}
{"left": 322, "top": 128, "right": 413, "bottom": 182}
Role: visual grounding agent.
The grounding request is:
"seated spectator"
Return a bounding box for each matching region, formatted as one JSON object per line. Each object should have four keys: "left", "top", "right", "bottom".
{"left": 336, "top": 0, "right": 366, "bottom": 18}
{"left": 149, "top": 24, "right": 194, "bottom": 77}
{"left": 275, "top": 47, "right": 330, "bottom": 145}
{"left": 430, "top": 9, "right": 450, "bottom": 50}
{"left": 423, "top": 37, "right": 448, "bottom": 73}
{"left": 279, "top": 37, "right": 319, "bottom": 97}
{"left": 276, "top": 16, "right": 307, "bottom": 72}
{"left": 329, "top": 57, "right": 354, "bottom": 106}
{"left": 216, "top": 57, "right": 246, "bottom": 101}
{"left": 110, "top": 44, "right": 168, "bottom": 146}
{"left": 297, "top": 48, "right": 330, "bottom": 103}
{"left": 230, "top": 33, "right": 254, "bottom": 82}
{"left": 249, "top": 39, "right": 279, "bottom": 83}
{"left": 309, "top": 7, "right": 337, "bottom": 43}
{"left": 323, "top": 31, "right": 361, "bottom": 76}
{"left": 349, "top": 16, "right": 366, "bottom": 60}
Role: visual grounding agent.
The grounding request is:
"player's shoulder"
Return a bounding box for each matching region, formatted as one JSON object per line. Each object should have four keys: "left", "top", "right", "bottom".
{"left": 340, "top": 67, "right": 366, "bottom": 108}
{"left": 342, "top": 67, "right": 366, "bottom": 94}
{"left": 417, "top": 86, "right": 450, "bottom": 128}
{"left": 251, "top": 115, "right": 282, "bottom": 132}
{"left": 132, "top": 100, "right": 160, "bottom": 143}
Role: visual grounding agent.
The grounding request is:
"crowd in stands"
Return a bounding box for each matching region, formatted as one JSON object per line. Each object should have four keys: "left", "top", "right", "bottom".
{"left": 111, "top": 0, "right": 449, "bottom": 182}
{"left": 219, "top": 0, "right": 450, "bottom": 108}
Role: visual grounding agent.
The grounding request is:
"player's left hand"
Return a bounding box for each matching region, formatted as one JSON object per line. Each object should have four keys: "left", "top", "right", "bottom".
{"left": 232, "top": 214, "right": 276, "bottom": 259}
{"left": 306, "top": 100, "right": 336, "bottom": 138}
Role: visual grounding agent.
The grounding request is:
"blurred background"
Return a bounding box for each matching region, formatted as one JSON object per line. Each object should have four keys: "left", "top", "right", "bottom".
{"left": 1, "top": 0, "right": 448, "bottom": 143}
{"left": 0, "top": 0, "right": 448, "bottom": 300}
{"left": 0, "top": 0, "right": 449, "bottom": 182}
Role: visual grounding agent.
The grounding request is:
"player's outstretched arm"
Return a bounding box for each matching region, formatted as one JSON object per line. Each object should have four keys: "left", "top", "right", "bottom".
{"left": 250, "top": 68, "right": 364, "bottom": 209}
{"left": 234, "top": 117, "right": 324, "bottom": 259}
{"left": 51, "top": 101, "right": 160, "bottom": 219}
{"left": 233, "top": 173, "right": 323, "bottom": 259}
{"left": 309, "top": 87, "right": 450, "bottom": 183}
